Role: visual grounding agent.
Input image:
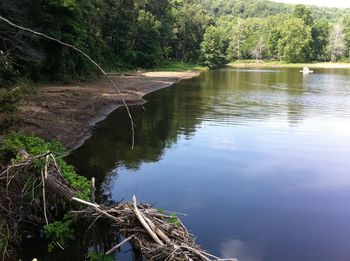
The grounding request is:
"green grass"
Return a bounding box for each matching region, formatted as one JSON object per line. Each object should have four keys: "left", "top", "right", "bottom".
{"left": 108, "top": 61, "right": 206, "bottom": 75}
{"left": 151, "top": 61, "right": 207, "bottom": 72}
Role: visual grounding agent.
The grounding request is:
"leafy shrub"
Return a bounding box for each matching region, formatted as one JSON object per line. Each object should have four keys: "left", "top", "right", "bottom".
{"left": 0, "top": 133, "right": 92, "bottom": 252}
{"left": 0, "top": 133, "right": 91, "bottom": 199}
{"left": 44, "top": 214, "right": 75, "bottom": 252}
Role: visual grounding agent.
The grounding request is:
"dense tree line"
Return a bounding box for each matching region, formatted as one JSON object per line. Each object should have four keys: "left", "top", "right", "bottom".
{"left": 1, "top": 0, "right": 350, "bottom": 86}
{"left": 198, "top": 0, "right": 350, "bottom": 22}
{"left": 0, "top": 0, "right": 212, "bottom": 85}
{"left": 201, "top": 3, "right": 350, "bottom": 66}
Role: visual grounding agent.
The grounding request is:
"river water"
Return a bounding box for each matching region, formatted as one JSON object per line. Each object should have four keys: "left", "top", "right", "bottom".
{"left": 68, "top": 67, "right": 350, "bottom": 261}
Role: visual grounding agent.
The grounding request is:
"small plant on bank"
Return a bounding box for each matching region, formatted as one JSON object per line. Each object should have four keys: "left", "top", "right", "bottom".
{"left": 44, "top": 214, "right": 75, "bottom": 252}
{"left": 0, "top": 133, "right": 91, "bottom": 253}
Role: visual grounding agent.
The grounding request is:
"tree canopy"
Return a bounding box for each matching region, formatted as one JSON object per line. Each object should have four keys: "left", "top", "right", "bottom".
{"left": 1, "top": 0, "right": 350, "bottom": 86}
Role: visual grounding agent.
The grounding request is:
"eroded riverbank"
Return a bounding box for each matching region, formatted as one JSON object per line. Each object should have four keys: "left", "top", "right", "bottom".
{"left": 14, "top": 71, "right": 200, "bottom": 150}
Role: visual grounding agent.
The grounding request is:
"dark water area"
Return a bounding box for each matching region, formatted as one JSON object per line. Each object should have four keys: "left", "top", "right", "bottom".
{"left": 64, "top": 67, "right": 350, "bottom": 261}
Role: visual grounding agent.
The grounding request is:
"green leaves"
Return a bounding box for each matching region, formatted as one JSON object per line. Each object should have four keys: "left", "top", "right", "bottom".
{"left": 128, "top": 10, "right": 162, "bottom": 68}
{"left": 0, "top": 133, "right": 91, "bottom": 200}
{"left": 44, "top": 214, "right": 75, "bottom": 252}
{"left": 201, "top": 25, "right": 226, "bottom": 67}
{"left": 0, "top": 133, "right": 92, "bottom": 253}
{"left": 276, "top": 17, "right": 313, "bottom": 63}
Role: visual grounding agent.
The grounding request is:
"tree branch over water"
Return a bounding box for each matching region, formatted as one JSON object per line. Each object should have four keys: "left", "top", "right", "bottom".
{"left": 0, "top": 15, "right": 135, "bottom": 148}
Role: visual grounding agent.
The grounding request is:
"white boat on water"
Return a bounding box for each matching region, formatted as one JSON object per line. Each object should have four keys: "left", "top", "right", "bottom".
{"left": 300, "top": 67, "right": 314, "bottom": 74}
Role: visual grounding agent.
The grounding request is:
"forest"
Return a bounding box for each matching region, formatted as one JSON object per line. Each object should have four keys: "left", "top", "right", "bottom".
{"left": 1, "top": 0, "right": 350, "bottom": 87}
{"left": 1, "top": 0, "right": 350, "bottom": 140}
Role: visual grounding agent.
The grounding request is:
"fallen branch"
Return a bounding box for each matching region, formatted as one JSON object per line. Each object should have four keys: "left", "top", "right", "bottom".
{"left": 72, "top": 197, "right": 99, "bottom": 208}
{"left": 105, "top": 234, "right": 135, "bottom": 255}
{"left": 132, "top": 195, "right": 164, "bottom": 246}
{"left": 41, "top": 170, "right": 49, "bottom": 225}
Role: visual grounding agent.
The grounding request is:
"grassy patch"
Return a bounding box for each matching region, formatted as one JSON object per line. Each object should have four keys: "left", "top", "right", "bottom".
{"left": 108, "top": 61, "right": 206, "bottom": 75}
{"left": 153, "top": 61, "right": 207, "bottom": 71}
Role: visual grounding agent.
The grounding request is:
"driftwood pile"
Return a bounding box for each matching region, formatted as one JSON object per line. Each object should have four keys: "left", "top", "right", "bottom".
{"left": 0, "top": 151, "right": 236, "bottom": 260}
{"left": 73, "top": 196, "right": 234, "bottom": 260}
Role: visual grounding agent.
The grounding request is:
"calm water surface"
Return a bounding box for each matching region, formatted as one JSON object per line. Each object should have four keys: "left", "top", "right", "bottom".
{"left": 69, "top": 67, "right": 350, "bottom": 261}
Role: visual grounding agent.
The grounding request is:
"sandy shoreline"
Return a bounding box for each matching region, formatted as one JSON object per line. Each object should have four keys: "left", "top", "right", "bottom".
{"left": 15, "top": 71, "right": 200, "bottom": 150}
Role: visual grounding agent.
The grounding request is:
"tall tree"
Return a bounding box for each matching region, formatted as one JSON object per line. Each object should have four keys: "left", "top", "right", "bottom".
{"left": 226, "top": 19, "right": 246, "bottom": 60}
{"left": 313, "top": 20, "right": 330, "bottom": 61}
{"left": 173, "top": 2, "right": 212, "bottom": 61}
{"left": 201, "top": 25, "right": 226, "bottom": 67}
{"left": 251, "top": 36, "right": 265, "bottom": 60}
{"left": 128, "top": 10, "right": 162, "bottom": 67}
{"left": 328, "top": 24, "right": 346, "bottom": 62}
{"left": 293, "top": 4, "right": 313, "bottom": 26}
{"left": 341, "top": 15, "right": 350, "bottom": 59}
{"left": 277, "top": 17, "right": 313, "bottom": 62}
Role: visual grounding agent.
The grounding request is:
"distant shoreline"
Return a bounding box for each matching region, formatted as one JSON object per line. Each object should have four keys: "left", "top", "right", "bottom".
{"left": 228, "top": 61, "right": 350, "bottom": 69}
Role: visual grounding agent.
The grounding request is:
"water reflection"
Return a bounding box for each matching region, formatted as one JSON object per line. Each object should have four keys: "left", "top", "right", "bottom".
{"left": 67, "top": 67, "right": 350, "bottom": 261}
{"left": 220, "top": 239, "right": 263, "bottom": 261}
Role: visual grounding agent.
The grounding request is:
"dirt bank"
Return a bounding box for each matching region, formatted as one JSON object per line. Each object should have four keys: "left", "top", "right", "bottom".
{"left": 15, "top": 71, "right": 200, "bottom": 150}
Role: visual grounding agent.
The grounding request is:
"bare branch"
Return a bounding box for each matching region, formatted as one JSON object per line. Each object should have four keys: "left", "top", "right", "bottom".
{"left": 0, "top": 15, "right": 135, "bottom": 148}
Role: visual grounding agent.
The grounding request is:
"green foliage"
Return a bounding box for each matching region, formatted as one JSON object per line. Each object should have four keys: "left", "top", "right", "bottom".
{"left": 0, "top": 0, "right": 350, "bottom": 92}
{"left": 170, "top": 213, "right": 180, "bottom": 227}
{"left": 0, "top": 133, "right": 93, "bottom": 253}
{"left": 201, "top": 25, "right": 227, "bottom": 67}
{"left": 44, "top": 214, "right": 75, "bottom": 252}
{"left": 276, "top": 18, "right": 313, "bottom": 63}
{"left": 59, "top": 160, "right": 91, "bottom": 200}
{"left": 173, "top": 2, "right": 212, "bottom": 62}
{"left": 0, "top": 81, "right": 36, "bottom": 113}
{"left": 87, "top": 252, "right": 114, "bottom": 261}
{"left": 0, "top": 133, "right": 91, "bottom": 199}
{"left": 328, "top": 24, "right": 347, "bottom": 62}
{"left": 0, "top": 90, "right": 20, "bottom": 114}
{"left": 197, "top": 0, "right": 348, "bottom": 22}
{"left": 128, "top": 10, "right": 162, "bottom": 68}
{"left": 311, "top": 20, "right": 330, "bottom": 61}
{"left": 226, "top": 17, "right": 269, "bottom": 61}
{"left": 153, "top": 61, "right": 206, "bottom": 71}
{"left": 293, "top": 4, "right": 314, "bottom": 26}
{"left": 341, "top": 15, "right": 350, "bottom": 59}
{"left": 0, "top": 133, "right": 64, "bottom": 163}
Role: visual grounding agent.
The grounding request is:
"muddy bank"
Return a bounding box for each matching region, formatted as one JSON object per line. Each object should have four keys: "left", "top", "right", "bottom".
{"left": 15, "top": 71, "right": 200, "bottom": 150}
